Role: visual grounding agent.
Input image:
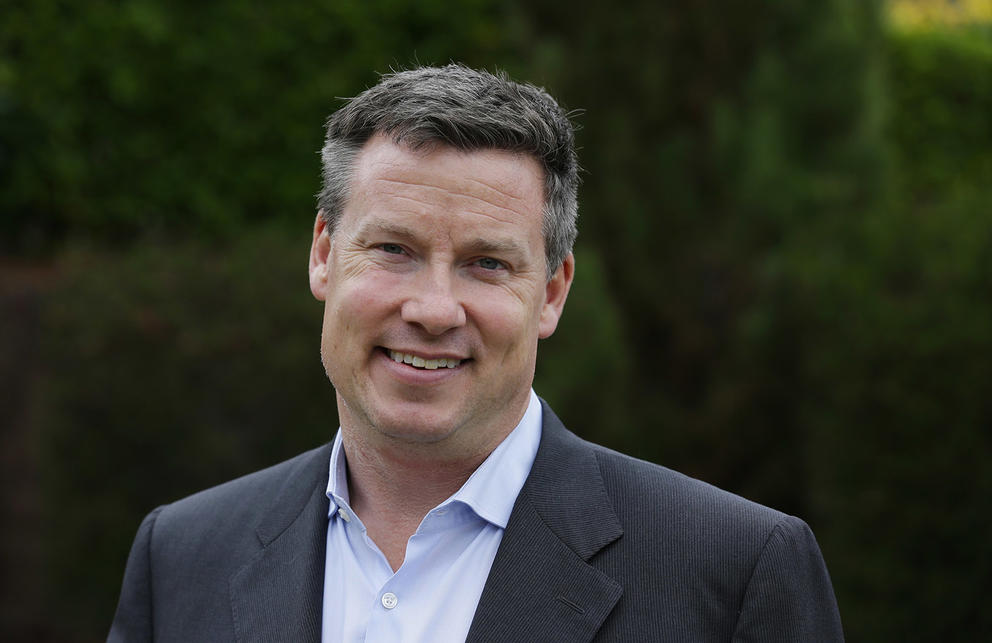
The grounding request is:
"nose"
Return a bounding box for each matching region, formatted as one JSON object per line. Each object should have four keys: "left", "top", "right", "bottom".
{"left": 400, "top": 266, "right": 467, "bottom": 335}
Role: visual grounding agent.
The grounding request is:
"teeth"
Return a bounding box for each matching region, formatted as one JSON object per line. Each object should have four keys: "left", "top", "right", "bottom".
{"left": 388, "top": 350, "right": 461, "bottom": 369}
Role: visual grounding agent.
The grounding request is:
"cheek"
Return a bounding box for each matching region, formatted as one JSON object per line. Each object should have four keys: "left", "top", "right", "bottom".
{"left": 325, "top": 273, "right": 401, "bottom": 337}
{"left": 319, "top": 306, "right": 344, "bottom": 368}
{"left": 469, "top": 294, "right": 542, "bottom": 353}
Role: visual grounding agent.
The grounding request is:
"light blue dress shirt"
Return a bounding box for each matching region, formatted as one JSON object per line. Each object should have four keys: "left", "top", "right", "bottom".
{"left": 321, "top": 390, "right": 543, "bottom": 642}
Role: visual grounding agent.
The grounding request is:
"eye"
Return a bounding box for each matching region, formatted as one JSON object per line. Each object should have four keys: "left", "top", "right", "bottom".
{"left": 475, "top": 257, "right": 505, "bottom": 271}
{"left": 379, "top": 243, "right": 405, "bottom": 255}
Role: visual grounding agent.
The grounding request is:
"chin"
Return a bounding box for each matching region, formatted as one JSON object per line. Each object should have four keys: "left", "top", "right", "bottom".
{"left": 372, "top": 413, "right": 462, "bottom": 445}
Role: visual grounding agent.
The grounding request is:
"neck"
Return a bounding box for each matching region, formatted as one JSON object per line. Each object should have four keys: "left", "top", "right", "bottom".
{"left": 339, "top": 426, "right": 501, "bottom": 571}
{"left": 334, "top": 394, "right": 531, "bottom": 569}
{"left": 343, "top": 433, "right": 488, "bottom": 523}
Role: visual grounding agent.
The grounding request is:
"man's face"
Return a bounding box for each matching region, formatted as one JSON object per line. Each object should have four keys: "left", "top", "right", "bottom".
{"left": 309, "top": 135, "right": 573, "bottom": 459}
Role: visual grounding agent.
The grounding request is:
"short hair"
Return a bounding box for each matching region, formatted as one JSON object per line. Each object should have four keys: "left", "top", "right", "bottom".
{"left": 317, "top": 64, "right": 578, "bottom": 278}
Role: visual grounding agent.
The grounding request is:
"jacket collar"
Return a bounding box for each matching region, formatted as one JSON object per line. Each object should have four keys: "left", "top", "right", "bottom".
{"left": 229, "top": 444, "right": 332, "bottom": 643}
{"left": 467, "top": 400, "right": 624, "bottom": 642}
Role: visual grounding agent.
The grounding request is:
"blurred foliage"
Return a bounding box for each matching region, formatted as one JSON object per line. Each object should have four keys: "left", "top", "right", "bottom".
{"left": 888, "top": 26, "right": 992, "bottom": 200}
{"left": 2, "top": 0, "right": 991, "bottom": 640}
{"left": 889, "top": 0, "right": 992, "bottom": 27}
{"left": 0, "top": 0, "right": 512, "bottom": 253}
{"left": 527, "top": 0, "right": 887, "bottom": 516}
{"left": 38, "top": 228, "right": 332, "bottom": 635}
{"left": 799, "top": 23, "right": 992, "bottom": 640}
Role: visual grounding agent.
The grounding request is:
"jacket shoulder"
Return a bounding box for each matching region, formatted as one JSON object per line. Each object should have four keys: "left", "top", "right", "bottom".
{"left": 586, "top": 441, "right": 842, "bottom": 638}
{"left": 550, "top": 432, "right": 842, "bottom": 640}
{"left": 148, "top": 443, "right": 331, "bottom": 570}
{"left": 588, "top": 441, "right": 789, "bottom": 536}
{"left": 112, "top": 444, "right": 332, "bottom": 641}
{"left": 157, "top": 443, "right": 331, "bottom": 532}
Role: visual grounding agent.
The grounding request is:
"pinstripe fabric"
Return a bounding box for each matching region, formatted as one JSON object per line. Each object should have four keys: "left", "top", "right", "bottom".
{"left": 467, "top": 404, "right": 843, "bottom": 642}
{"left": 109, "top": 444, "right": 331, "bottom": 642}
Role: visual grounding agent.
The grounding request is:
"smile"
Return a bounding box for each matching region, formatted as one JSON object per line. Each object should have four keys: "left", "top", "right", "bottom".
{"left": 387, "top": 349, "right": 463, "bottom": 370}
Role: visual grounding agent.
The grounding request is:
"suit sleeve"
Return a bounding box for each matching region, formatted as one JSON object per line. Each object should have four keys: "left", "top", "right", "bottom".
{"left": 108, "top": 507, "right": 163, "bottom": 643}
{"left": 732, "top": 515, "right": 844, "bottom": 642}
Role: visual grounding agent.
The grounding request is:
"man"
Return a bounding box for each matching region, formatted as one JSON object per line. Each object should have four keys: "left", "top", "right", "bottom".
{"left": 110, "top": 65, "right": 843, "bottom": 642}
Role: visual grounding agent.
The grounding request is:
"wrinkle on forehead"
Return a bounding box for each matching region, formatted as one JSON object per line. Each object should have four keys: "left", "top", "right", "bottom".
{"left": 366, "top": 176, "right": 535, "bottom": 226}
{"left": 352, "top": 135, "right": 543, "bottom": 207}
{"left": 464, "top": 175, "right": 530, "bottom": 203}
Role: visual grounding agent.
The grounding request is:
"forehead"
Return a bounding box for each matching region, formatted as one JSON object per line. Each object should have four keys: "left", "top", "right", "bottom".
{"left": 346, "top": 135, "right": 546, "bottom": 228}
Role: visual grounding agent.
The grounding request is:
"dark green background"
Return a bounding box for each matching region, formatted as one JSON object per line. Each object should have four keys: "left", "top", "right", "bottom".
{"left": 2, "top": 1, "right": 990, "bottom": 640}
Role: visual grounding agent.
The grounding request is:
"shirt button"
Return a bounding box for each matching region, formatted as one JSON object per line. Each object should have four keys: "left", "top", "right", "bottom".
{"left": 381, "top": 592, "right": 398, "bottom": 609}
{"left": 337, "top": 508, "right": 351, "bottom": 523}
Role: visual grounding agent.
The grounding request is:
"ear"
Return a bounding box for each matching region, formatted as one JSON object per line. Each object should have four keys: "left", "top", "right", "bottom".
{"left": 538, "top": 252, "right": 575, "bottom": 339}
{"left": 309, "top": 211, "right": 332, "bottom": 301}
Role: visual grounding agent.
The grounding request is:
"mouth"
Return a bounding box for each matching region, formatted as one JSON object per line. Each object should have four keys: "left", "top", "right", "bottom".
{"left": 384, "top": 348, "right": 465, "bottom": 370}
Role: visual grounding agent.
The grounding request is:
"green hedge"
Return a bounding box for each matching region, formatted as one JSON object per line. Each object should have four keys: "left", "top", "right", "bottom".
{"left": 799, "top": 25, "right": 992, "bottom": 640}
{"left": 39, "top": 230, "right": 330, "bottom": 634}
{"left": 518, "top": 0, "right": 887, "bottom": 517}
{"left": 887, "top": 25, "right": 992, "bottom": 201}
{"left": 0, "top": 0, "right": 519, "bottom": 252}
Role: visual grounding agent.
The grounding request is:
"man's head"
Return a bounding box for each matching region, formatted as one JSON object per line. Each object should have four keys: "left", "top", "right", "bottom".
{"left": 317, "top": 64, "right": 578, "bottom": 279}
{"left": 309, "top": 65, "right": 576, "bottom": 462}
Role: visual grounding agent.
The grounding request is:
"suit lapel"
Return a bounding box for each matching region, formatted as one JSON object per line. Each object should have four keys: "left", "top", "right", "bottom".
{"left": 467, "top": 402, "right": 624, "bottom": 643}
{"left": 229, "top": 445, "right": 331, "bottom": 643}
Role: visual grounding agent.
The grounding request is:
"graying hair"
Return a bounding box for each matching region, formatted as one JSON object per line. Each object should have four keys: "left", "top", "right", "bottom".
{"left": 317, "top": 64, "right": 578, "bottom": 278}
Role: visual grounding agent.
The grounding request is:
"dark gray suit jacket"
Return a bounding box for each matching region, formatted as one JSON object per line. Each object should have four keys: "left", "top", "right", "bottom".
{"left": 109, "top": 402, "right": 843, "bottom": 641}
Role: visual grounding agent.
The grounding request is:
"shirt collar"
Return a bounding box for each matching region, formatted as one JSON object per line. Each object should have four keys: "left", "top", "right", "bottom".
{"left": 326, "top": 389, "right": 543, "bottom": 529}
{"left": 326, "top": 429, "right": 351, "bottom": 516}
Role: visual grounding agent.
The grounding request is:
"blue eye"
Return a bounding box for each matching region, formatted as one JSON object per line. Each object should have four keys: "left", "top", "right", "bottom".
{"left": 476, "top": 257, "right": 504, "bottom": 270}
{"left": 381, "top": 244, "right": 404, "bottom": 255}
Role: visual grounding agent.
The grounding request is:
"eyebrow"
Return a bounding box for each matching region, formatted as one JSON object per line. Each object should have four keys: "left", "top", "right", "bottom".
{"left": 462, "top": 237, "right": 528, "bottom": 258}
{"left": 357, "top": 222, "right": 529, "bottom": 258}
{"left": 355, "top": 221, "right": 420, "bottom": 243}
